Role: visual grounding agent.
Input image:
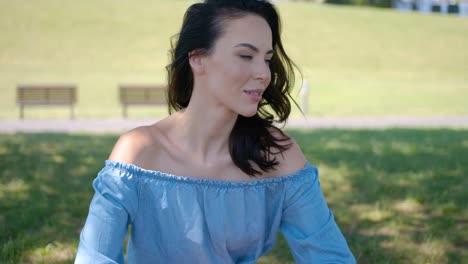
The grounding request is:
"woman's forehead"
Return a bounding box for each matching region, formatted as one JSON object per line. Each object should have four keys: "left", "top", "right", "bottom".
{"left": 215, "top": 15, "right": 273, "bottom": 52}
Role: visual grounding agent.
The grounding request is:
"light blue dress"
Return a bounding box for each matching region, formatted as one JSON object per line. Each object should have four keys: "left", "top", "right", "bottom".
{"left": 75, "top": 160, "right": 355, "bottom": 264}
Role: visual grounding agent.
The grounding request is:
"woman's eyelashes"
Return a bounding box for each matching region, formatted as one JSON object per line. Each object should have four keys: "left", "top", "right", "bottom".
{"left": 239, "top": 55, "right": 272, "bottom": 64}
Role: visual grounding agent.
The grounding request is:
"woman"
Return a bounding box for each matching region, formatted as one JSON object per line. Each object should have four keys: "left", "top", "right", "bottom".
{"left": 75, "top": 0, "right": 355, "bottom": 263}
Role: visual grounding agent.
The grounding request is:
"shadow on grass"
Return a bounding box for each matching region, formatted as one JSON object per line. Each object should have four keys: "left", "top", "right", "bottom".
{"left": 0, "top": 129, "right": 467, "bottom": 263}
{"left": 0, "top": 133, "right": 118, "bottom": 264}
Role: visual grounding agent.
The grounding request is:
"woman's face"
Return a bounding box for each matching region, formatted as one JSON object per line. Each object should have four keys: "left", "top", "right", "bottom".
{"left": 201, "top": 14, "right": 273, "bottom": 117}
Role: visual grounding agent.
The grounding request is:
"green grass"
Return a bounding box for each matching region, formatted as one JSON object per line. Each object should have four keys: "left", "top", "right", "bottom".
{"left": 1, "top": 129, "right": 467, "bottom": 263}
{"left": 1, "top": 0, "right": 468, "bottom": 119}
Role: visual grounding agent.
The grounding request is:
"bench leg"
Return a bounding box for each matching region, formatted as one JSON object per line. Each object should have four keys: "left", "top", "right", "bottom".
{"left": 20, "top": 105, "right": 24, "bottom": 120}
{"left": 71, "top": 105, "right": 75, "bottom": 120}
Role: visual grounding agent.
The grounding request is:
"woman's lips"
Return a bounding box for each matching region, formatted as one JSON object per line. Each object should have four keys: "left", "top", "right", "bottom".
{"left": 244, "top": 90, "right": 263, "bottom": 102}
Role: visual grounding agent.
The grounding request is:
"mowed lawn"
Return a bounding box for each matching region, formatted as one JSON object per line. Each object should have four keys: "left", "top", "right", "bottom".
{"left": 1, "top": 129, "right": 467, "bottom": 263}
{"left": 1, "top": 0, "right": 468, "bottom": 119}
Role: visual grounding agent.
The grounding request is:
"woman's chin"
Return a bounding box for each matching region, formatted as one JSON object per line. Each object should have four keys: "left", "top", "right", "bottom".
{"left": 238, "top": 109, "right": 258, "bottom": 118}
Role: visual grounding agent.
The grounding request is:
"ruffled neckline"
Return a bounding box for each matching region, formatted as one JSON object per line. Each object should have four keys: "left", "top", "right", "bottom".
{"left": 105, "top": 159, "right": 315, "bottom": 188}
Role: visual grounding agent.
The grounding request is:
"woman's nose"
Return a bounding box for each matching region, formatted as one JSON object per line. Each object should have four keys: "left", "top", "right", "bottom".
{"left": 253, "top": 61, "right": 270, "bottom": 82}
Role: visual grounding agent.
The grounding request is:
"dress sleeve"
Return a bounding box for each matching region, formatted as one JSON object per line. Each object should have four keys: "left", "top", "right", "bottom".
{"left": 280, "top": 165, "right": 355, "bottom": 263}
{"left": 75, "top": 163, "right": 139, "bottom": 264}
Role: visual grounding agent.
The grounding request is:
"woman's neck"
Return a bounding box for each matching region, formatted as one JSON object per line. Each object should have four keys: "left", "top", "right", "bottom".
{"left": 170, "top": 102, "right": 238, "bottom": 166}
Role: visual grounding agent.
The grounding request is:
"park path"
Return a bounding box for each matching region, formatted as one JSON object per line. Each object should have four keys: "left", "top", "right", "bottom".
{"left": 1, "top": 116, "right": 468, "bottom": 133}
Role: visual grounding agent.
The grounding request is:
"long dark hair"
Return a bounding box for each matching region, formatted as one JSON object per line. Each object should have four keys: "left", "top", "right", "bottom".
{"left": 166, "top": 0, "right": 299, "bottom": 177}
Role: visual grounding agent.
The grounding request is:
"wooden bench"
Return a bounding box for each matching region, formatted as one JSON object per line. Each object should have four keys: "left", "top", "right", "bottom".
{"left": 119, "top": 84, "right": 167, "bottom": 118}
{"left": 16, "top": 84, "right": 77, "bottom": 119}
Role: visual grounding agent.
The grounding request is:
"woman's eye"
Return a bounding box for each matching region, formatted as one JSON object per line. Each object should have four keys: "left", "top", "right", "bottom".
{"left": 239, "top": 55, "right": 253, "bottom": 60}
{"left": 265, "top": 59, "right": 272, "bottom": 64}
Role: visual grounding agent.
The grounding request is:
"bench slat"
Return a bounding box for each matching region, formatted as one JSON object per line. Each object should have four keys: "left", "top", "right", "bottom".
{"left": 16, "top": 84, "right": 77, "bottom": 119}
{"left": 119, "top": 84, "right": 167, "bottom": 118}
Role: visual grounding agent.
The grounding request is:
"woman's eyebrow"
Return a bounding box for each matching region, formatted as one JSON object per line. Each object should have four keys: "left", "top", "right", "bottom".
{"left": 234, "top": 43, "right": 274, "bottom": 54}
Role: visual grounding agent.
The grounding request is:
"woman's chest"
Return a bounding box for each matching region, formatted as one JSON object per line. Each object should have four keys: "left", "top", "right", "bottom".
{"left": 132, "top": 185, "right": 285, "bottom": 258}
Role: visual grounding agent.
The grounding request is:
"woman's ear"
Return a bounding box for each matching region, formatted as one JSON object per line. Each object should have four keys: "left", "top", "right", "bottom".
{"left": 188, "top": 50, "right": 205, "bottom": 74}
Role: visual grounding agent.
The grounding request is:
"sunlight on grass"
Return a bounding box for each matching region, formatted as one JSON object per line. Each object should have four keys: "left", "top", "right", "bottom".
{"left": 69, "top": 164, "right": 95, "bottom": 177}
{"left": 357, "top": 205, "right": 394, "bottom": 223}
{"left": 323, "top": 139, "right": 360, "bottom": 152}
{"left": 0, "top": 145, "right": 9, "bottom": 155}
{"left": 359, "top": 224, "right": 400, "bottom": 237}
{"left": 51, "top": 154, "right": 65, "bottom": 164}
{"left": 390, "top": 141, "right": 415, "bottom": 155}
{"left": 370, "top": 140, "right": 386, "bottom": 155}
{"left": 462, "top": 140, "right": 468, "bottom": 148}
{"left": 26, "top": 241, "right": 75, "bottom": 264}
{"left": 393, "top": 198, "right": 424, "bottom": 214}
{"left": 418, "top": 239, "right": 447, "bottom": 260}
{"left": 312, "top": 164, "right": 354, "bottom": 204}
{"left": 0, "top": 179, "right": 30, "bottom": 200}
{"left": 380, "top": 235, "right": 450, "bottom": 263}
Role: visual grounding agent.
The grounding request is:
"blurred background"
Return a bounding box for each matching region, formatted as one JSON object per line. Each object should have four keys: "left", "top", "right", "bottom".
{"left": 0, "top": 0, "right": 467, "bottom": 263}
{"left": 1, "top": 0, "right": 467, "bottom": 119}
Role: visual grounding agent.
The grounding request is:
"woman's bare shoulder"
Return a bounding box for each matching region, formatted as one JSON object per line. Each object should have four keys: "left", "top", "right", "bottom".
{"left": 267, "top": 127, "right": 307, "bottom": 177}
{"left": 108, "top": 123, "right": 164, "bottom": 166}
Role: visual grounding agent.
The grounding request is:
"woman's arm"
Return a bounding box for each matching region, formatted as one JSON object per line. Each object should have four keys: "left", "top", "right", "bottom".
{"left": 273, "top": 133, "right": 355, "bottom": 263}
{"left": 75, "top": 128, "right": 148, "bottom": 263}
{"left": 75, "top": 164, "right": 139, "bottom": 264}
{"left": 280, "top": 163, "right": 355, "bottom": 263}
